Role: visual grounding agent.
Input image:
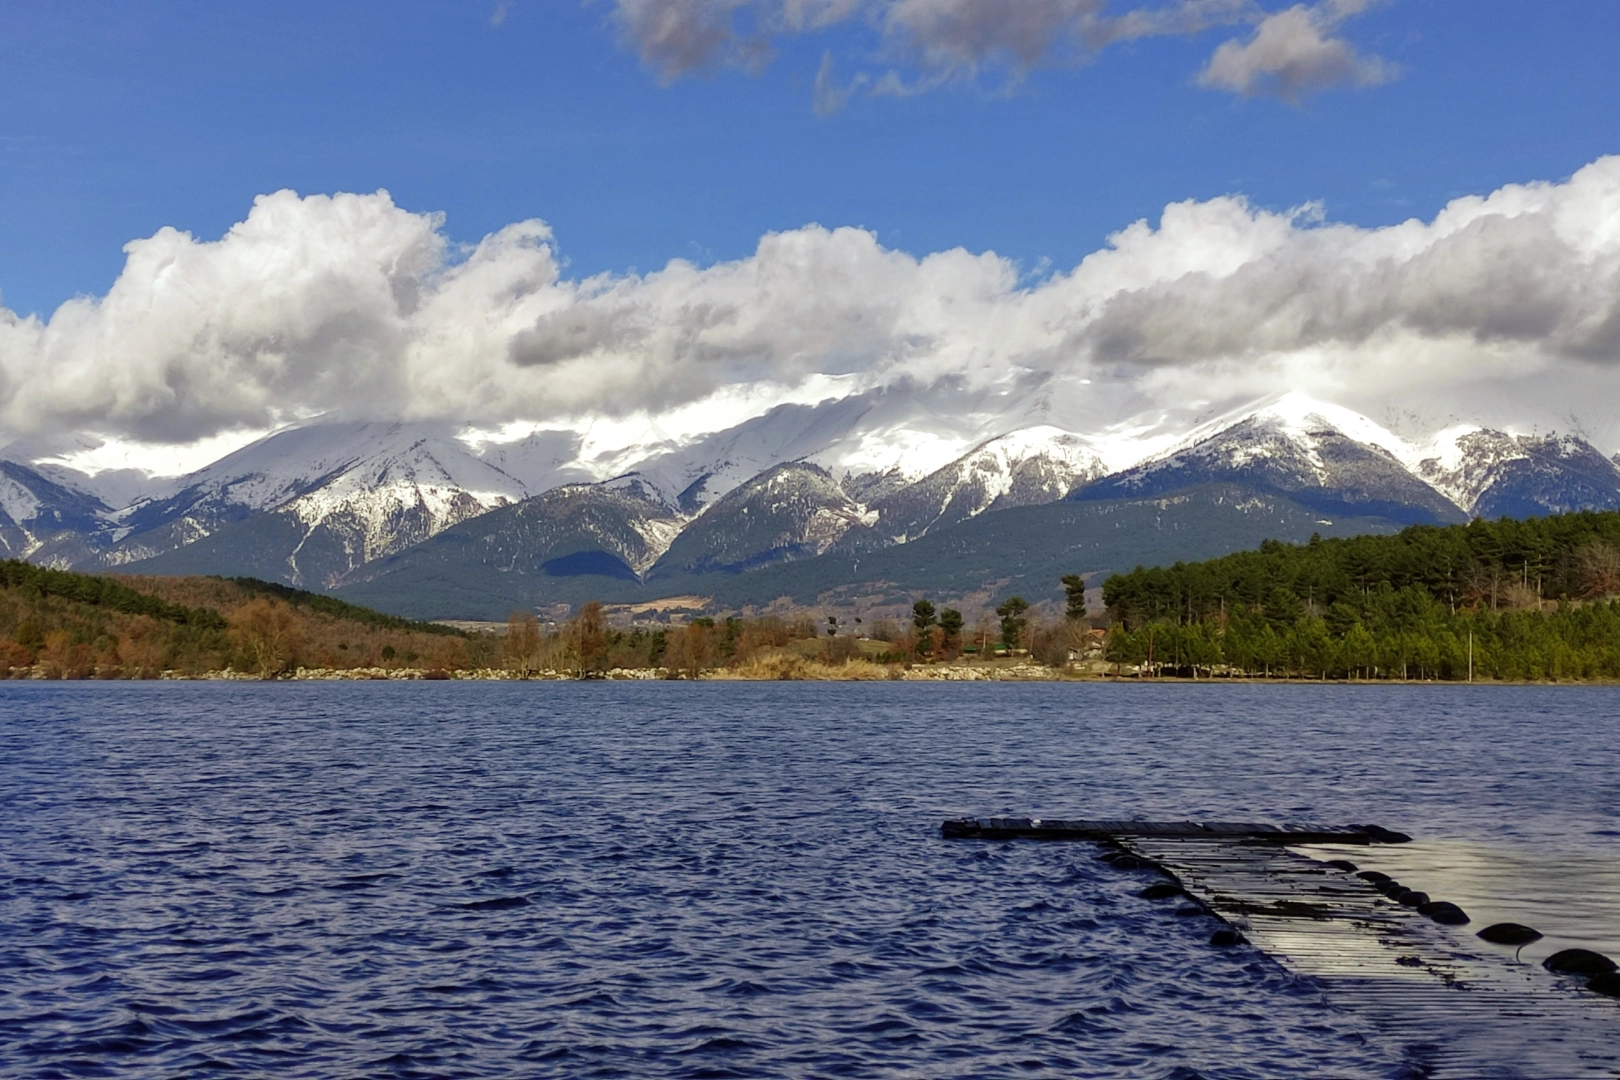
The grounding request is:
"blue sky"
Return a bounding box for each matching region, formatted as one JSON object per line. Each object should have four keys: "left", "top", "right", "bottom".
{"left": 7, "top": 0, "right": 1620, "bottom": 465}
{"left": 4, "top": 0, "right": 1619, "bottom": 319}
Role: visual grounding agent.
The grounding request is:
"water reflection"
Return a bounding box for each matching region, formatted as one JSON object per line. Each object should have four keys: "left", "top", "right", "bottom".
{"left": 1301, "top": 840, "right": 1620, "bottom": 967}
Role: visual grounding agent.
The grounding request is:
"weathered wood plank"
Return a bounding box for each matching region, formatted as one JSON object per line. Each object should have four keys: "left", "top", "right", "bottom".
{"left": 940, "top": 818, "right": 1402, "bottom": 844}
{"left": 1124, "top": 836, "right": 1620, "bottom": 1078}
{"left": 941, "top": 817, "right": 1618, "bottom": 1074}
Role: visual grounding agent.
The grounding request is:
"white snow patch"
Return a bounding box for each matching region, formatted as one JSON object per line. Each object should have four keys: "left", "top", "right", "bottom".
{"left": 0, "top": 475, "right": 43, "bottom": 525}
{"left": 808, "top": 426, "right": 976, "bottom": 482}
{"left": 629, "top": 516, "right": 686, "bottom": 568}
{"left": 1118, "top": 391, "right": 1423, "bottom": 483}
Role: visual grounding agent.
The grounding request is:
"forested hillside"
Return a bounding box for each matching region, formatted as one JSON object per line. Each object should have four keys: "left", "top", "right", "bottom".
{"left": 0, "top": 562, "right": 474, "bottom": 678}
{"left": 1101, "top": 512, "right": 1620, "bottom": 681}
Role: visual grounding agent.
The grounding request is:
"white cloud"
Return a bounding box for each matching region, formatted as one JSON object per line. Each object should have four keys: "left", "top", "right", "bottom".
{"left": 881, "top": 0, "right": 1253, "bottom": 74}
{"left": 612, "top": 0, "right": 758, "bottom": 80}
{"left": 606, "top": 0, "right": 1391, "bottom": 105}
{"left": 7, "top": 158, "right": 1620, "bottom": 454}
{"left": 1198, "top": 2, "right": 1394, "bottom": 100}
{"left": 813, "top": 50, "right": 867, "bottom": 114}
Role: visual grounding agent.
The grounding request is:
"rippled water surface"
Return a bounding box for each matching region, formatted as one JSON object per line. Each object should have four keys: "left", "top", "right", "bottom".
{"left": 2, "top": 682, "right": 1617, "bottom": 1078}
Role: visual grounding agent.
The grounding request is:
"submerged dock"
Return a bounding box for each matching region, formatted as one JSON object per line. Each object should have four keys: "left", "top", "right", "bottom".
{"left": 941, "top": 817, "right": 1412, "bottom": 845}
{"left": 944, "top": 817, "right": 1620, "bottom": 1078}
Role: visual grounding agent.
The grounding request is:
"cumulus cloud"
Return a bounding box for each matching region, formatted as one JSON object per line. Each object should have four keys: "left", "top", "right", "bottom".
{"left": 1198, "top": 1, "right": 1394, "bottom": 100}
{"left": 6, "top": 159, "right": 1620, "bottom": 448}
{"left": 607, "top": 0, "right": 1391, "bottom": 104}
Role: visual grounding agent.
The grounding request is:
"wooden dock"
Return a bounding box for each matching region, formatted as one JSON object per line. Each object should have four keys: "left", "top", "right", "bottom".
{"left": 944, "top": 818, "right": 1620, "bottom": 1077}
{"left": 940, "top": 817, "right": 1411, "bottom": 845}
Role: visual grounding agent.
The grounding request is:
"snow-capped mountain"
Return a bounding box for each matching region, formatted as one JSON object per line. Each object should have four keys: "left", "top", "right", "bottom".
{"left": 0, "top": 459, "right": 117, "bottom": 566}
{"left": 847, "top": 426, "right": 1107, "bottom": 547}
{"left": 617, "top": 384, "right": 1010, "bottom": 514}
{"left": 1074, "top": 394, "right": 1466, "bottom": 525}
{"left": 649, "top": 462, "right": 875, "bottom": 578}
{"left": 340, "top": 477, "right": 685, "bottom": 595}
{"left": 95, "top": 422, "right": 538, "bottom": 586}
{"left": 13, "top": 384, "right": 1620, "bottom": 613}
{"left": 1413, "top": 428, "right": 1620, "bottom": 518}
{"left": 346, "top": 422, "right": 1107, "bottom": 592}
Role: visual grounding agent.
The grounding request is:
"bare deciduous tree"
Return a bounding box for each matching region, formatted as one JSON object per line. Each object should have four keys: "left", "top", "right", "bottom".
{"left": 1577, "top": 540, "right": 1620, "bottom": 599}
{"left": 230, "top": 598, "right": 302, "bottom": 678}
{"left": 504, "top": 611, "right": 543, "bottom": 676}
{"left": 662, "top": 621, "right": 713, "bottom": 679}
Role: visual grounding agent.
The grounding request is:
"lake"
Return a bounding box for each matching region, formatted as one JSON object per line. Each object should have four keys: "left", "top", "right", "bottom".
{"left": 2, "top": 681, "right": 1617, "bottom": 1078}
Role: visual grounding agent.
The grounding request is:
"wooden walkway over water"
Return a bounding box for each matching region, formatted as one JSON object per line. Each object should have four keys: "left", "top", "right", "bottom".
{"left": 944, "top": 818, "right": 1620, "bottom": 1078}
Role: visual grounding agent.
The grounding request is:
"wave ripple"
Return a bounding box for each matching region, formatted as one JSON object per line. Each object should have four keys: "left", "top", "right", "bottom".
{"left": 2, "top": 681, "right": 1617, "bottom": 1078}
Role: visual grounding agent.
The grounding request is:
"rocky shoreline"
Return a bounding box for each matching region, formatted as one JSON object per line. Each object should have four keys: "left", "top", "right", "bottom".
{"left": 8, "top": 662, "right": 1585, "bottom": 683}
{"left": 3, "top": 662, "right": 1068, "bottom": 682}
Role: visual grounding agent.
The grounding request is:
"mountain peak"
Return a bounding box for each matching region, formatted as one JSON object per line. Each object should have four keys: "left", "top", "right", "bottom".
{"left": 1075, "top": 395, "right": 1464, "bottom": 526}
{"left": 649, "top": 460, "right": 874, "bottom": 578}
{"left": 1416, "top": 428, "right": 1620, "bottom": 517}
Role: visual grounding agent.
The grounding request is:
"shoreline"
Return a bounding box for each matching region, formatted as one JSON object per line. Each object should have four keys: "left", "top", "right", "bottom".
{"left": 4, "top": 663, "right": 1615, "bottom": 686}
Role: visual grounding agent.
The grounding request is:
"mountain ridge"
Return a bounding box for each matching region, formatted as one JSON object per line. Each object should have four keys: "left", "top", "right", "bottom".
{"left": 11, "top": 390, "right": 1620, "bottom": 615}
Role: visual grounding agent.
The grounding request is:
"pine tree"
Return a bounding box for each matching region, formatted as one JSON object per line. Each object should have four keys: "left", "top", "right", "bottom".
{"left": 995, "top": 596, "right": 1029, "bottom": 653}
{"left": 912, "top": 600, "right": 937, "bottom": 658}
{"left": 1061, "top": 574, "right": 1088, "bottom": 621}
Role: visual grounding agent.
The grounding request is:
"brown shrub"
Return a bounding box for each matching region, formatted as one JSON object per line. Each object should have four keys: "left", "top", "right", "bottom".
{"left": 229, "top": 598, "right": 303, "bottom": 677}
{"left": 39, "top": 630, "right": 94, "bottom": 679}
{"left": 0, "top": 640, "right": 32, "bottom": 676}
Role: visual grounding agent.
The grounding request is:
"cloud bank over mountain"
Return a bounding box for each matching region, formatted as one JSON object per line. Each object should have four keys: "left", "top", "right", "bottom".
{"left": 5, "top": 156, "right": 1620, "bottom": 461}
{"left": 611, "top": 0, "right": 1393, "bottom": 105}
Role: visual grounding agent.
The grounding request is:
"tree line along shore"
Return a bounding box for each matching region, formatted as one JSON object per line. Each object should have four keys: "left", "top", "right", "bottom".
{"left": 5, "top": 508, "right": 1620, "bottom": 682}
{"left": 0, "top": 560, "right": 1082, "bottom": 681}
{"left": 1103, "top": 510, "right": 1620, "bottom": 681}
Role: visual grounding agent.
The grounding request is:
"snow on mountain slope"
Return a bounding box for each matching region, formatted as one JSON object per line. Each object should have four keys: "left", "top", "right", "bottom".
{"left": 276, "top": 435, "right": 527, "bottom": 568}
{"left": 456, "top": 426, "right": 598, "bottom": 492}
{"left": 18, "top": 375, "right": 1620, "bottom": 598}
{"left": 850, "top": 426, "right": 1107, "bottom": 546}
{"left": 338, "top": 477, "right": 686, "bottom": 596}
{"left": 619, "top": 395, "right": 887, "bottom": 512}
{"left": 1410, "top": 426, "right": 1520, "bottom": 511}
{"left": 649, "top": 462, "right": 876, "bottom": 578}
{"left": 618, "top": 388, "right": 992, "bottom": 514}
{"left": 139, "top": 421, "right": 527, "bottom": 516}
{"left": 96, "top": 422, "right": 537, "bottom": 583}
{"left": 1158, "top": 393, "right": 1417, "bottom": 476}
{"left": 1075, "top": 393, "right": 1466, "bottom": 525}
{"left": 0, "top": 460, "right": 116, "bottom": 566}
{"left": 0, "top": 467, "right": 42, "bottom": 534}
{"left": 610, "top": 377, "right": 1071, "bottom": 513}
{"left": 1415, "top": 429, "right": 1620, "bottom": 518}
{"left": 11, "top": 375, "right": 1087, "bottom": 581}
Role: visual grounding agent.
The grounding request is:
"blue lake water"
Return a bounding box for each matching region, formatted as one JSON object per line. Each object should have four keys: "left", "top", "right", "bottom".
{"left": 1, "top": 681, "right": 1617, "bottom": 1079}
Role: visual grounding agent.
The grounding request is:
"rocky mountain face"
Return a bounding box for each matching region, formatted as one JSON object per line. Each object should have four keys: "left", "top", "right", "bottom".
{"left": 1074, "top": 404, "right": 1466, "bottom": 526}
{"left": 11, "top": 392, "right": 1620, "bottom": 616}
{"left": 87, "top": 422, "right": 532, "bottom": 588}
{"left": 649, "top": 462, "right": 872, "bottom": 577}
{"left": 339, "top": 478, "right": 684, "bottom": 596}
{"left": 336, "top": 481, "right": 1416, "bottom": 621}
{"left": 0, "top": 460, "right": 116, "bottom": 566}
{"left": 844, "top": 427, "right": 1107, "bottom": 548}
{"left": 1416, "top": 430, "right": 1620, "bottom": 519}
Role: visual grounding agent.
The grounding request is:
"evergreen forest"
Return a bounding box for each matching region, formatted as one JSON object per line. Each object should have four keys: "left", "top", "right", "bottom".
{"left": 1100, "top": 511, "right": 1620, "bottom": 681}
